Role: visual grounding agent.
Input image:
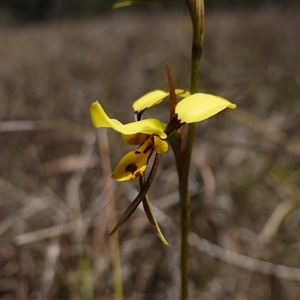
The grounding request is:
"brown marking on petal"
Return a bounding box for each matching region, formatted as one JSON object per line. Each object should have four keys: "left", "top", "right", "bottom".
{"left": 143, "top": 137, "right": 154, "bottom": 154}
{"left": 146, "top": 148, "right": 155, "bottom": 163}
{"left": 164, "top": 114, "right": 183, "bottom": 136}
{"left": 134, "top": 171, "right": 143, "bottom": 178}
{"left": 135, "top": 150, "right": 141, "bottom": 154}
{"left": 135, "top": 110, "right": 146, "bottom": 121}
{"left": 125, "top": 163, "right": 138, "bottom": 174}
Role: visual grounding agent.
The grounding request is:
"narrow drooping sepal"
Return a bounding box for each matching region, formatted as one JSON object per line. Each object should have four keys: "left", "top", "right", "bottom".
{"left": 90, "top": 101, "right": 166, "bottom": 138}
{"left": 175, "top": 93, "right": 236, "bottom": 124}
{"left": 142, "top": 196, "right": 170, "bottom": 246}
{"left": 109, "top": 153, "right": 162, "bottom": 235}
{"left": 109, "top": 189, "right": 146, "bottom": 236}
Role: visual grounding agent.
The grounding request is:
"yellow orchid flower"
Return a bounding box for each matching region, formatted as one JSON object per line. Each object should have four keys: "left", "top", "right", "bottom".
{"left": 90, "top": 90, "right": 236, "bottom": 181}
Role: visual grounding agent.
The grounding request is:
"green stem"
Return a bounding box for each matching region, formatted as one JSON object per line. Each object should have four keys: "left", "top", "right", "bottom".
{"left": 180, "top": 1, "right": 204, "bottom": 299}
{"left": 179, "top": 125, "right": 194, "bottom": 300}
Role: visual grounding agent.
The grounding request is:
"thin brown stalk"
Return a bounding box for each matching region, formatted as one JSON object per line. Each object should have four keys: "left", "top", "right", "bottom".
{"left": 97, "top": 129, "right": 123, "bottom": 300}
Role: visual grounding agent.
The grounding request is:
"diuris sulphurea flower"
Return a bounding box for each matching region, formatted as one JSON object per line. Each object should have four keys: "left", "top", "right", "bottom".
{"left": 90, "top": 81, "right": 236, "bottom": 245}
{"left": 90, "top": 90, "right": 236, "bottom": 181}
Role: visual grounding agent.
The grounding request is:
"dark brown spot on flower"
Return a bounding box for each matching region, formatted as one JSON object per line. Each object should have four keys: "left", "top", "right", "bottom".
{"left": 143, "top": 137, "right": 154, "bottom": 154}
{"left": 164, "top": 114, "right": 183, "bottom": 136}
{"left": 134, "top": 171, "right": 143, "bottom": 178}
{"left": 125, "top": 163, "right": 138, "bottom": 174}
{"left": 135, "top": 110, "right": 146, "bottom": 121}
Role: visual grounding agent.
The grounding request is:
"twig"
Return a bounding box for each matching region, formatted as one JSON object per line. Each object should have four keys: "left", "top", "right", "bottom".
{"left": 189, "top": 233, "right": 300, "bottom": 281}
{"left": 64, "top": 132, "right": 96, "bottom": 299}
{"left": 235, "top": 157, "right": 300, "bottom": 299}
{"left": 13, "top": 218, "right": 91, "bottom": 246}
{"left": 39, "top": 238, "right": 61, "bottom": 299}
{"left": 97, "top": 129, "right": 124, "bottom": 300}
{"left": 66, "top": 132, "right": 96, "bottom": 219}
{"left": 13, "top": 188, "right": 300, "bottom": 283}
{"left": 126, "top": 186, "right": 300, "bottom": 282}
{"left": 256, "top": 198, "right": 297, "bottom": 245}
{"left": 193, "top": 154, "right": 216, "bottom": 204}
{"left": 228, "top": 108, "right": 300, "bottom": 157}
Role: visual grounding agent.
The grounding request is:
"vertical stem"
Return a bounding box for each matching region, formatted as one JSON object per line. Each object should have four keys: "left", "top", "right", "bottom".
{"left": 180, "top": 1, "right": 204, "bottom": 299}
{"left": 179, "top": 183, "right": 190, "bottom": 300}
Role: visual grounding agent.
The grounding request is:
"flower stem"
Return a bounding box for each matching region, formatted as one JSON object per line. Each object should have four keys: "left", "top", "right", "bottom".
{"left": 180, "top": 1, "right": 204, "bottom": 299}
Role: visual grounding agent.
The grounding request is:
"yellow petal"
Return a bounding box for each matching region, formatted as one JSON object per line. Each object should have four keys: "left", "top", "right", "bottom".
{"left": 133, "top": 90, "right": 169, "bottom": 112}
{"left": 175, "top": 89, "right": 190, "bottom": 98}
{"left": 121, "top": 133, "right": 148, "bottom": 145}
{"left": 90, "top": 101, "right": 123, "bottom": 128}
{"left": 175, "top": 93, "right": 236, "bottom": 124}
{"left": 114, "top": 0, "right": 177, "bottom": 9}
{"left": 154, "top": 136, "right": 168, "bottom": 154}
{"left": 132, "top": 89, "right": 190, "bottom": 112}
{"left": 113, "top": 1, "right": 134, "bottom": 8}
{"left": 90, "top": 101, "right": 166, "bottom": 138}
{"left": 112, "top": 136, "right": 155, "bottom": 181}
{"left": 124, "top": 119, "right": 166, "bottom": 138}
{"left": 113, "top": 0, "right": 151, "bottom": 8}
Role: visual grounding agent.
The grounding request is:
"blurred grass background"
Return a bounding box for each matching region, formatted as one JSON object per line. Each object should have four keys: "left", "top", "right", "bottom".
{"left": 1, "top": 1, "right": 300, "bottom": 299}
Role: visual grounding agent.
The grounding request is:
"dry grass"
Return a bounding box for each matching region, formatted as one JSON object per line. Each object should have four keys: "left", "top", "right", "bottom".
{"left": 0, "top": 5, "right": 300, "bottom": 299}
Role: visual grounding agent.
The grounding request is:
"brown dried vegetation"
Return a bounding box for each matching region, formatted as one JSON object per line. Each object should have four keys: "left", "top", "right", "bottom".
{"left": 0, "top": 6, "right": 300, "bottom": 299}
